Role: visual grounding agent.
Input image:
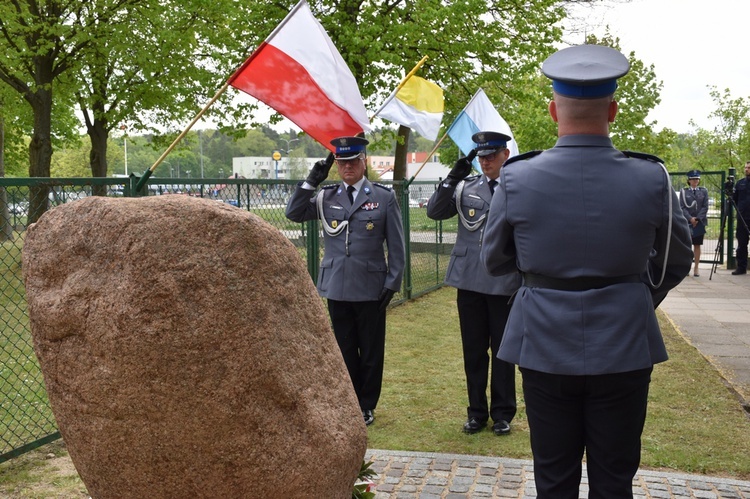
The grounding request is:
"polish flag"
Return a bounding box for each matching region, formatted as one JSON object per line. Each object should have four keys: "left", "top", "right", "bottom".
{"left": 228, "top": 0, "right": 371, "bottom": 151}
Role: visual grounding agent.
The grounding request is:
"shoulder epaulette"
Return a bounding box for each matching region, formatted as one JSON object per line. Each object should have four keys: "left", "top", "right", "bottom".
{"left": 462, "top": 174, "right": 481, "bottom": 182}
{"left": 321, "top": 184, "right": 338, "bottom": 190}
{"left": 504, "top": 150, "right": 542, "bottom": 166}
{"left": 622, "top": 150, "right": 664, "bottom": 164}
{"left": 372, "top": 182, "right": 392, "bottom": 191}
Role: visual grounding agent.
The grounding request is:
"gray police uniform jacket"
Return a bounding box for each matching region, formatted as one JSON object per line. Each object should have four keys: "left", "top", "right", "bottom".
{"left": 480, "top": 134, "right": 693, "bottom": 376}
{"left": 426, "top": 175, "right": 520, "bottom": 296}
{"left": 285, "top": 178, "right": 405, "bottom": 302}
{"left": 679, "top": 186, "right": 708, "bottom": 225}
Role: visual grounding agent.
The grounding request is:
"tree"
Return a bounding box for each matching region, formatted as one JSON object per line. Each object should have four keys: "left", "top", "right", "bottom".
{"left": 73, "top": 0, "right": 268, "bottom": 193}
{"left": 706, "top": 86, "right": 750, "bottom": 171}
{"left": 0, "top": 0, "right": 121, "bottom": 221}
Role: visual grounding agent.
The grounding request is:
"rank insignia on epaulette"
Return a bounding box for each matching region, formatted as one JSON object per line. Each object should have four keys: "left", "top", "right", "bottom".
{"left": 504, "top": 150, "right": 542, "bottom": 167}
{"left": 622, "top": 150, "right": 664, "bottom": 164}
{"left": 373, "top": 183, "right": 392, "bottom": 191}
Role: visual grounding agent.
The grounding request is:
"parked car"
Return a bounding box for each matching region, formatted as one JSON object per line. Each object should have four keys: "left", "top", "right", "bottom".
{"left": 8, "top": 202, "right": 28, "bottom": 215}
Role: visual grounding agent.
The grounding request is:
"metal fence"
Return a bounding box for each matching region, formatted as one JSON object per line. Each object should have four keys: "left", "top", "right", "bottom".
{"left": 0, "top": 175, "right": 447, "bottom": 463}
{"left": 0, "top": 169, "right": 733, "bottom": 462}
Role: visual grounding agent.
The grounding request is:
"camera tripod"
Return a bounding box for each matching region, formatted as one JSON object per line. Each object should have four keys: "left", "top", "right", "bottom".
{"left": 711, "top": 187, "right": 750, "bottom": 279}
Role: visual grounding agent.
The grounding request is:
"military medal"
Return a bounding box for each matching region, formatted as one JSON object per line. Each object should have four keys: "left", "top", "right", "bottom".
{"left": 366, "top": 221, "right": 374, "bottom": 231}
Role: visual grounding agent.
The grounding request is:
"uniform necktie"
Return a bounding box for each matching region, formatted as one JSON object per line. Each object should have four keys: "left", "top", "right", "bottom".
{"left": 489, "top": 179, "right": 497, "bottom": 195}
{"left": 347, "top": 185, "right": 355, "bottom": 205}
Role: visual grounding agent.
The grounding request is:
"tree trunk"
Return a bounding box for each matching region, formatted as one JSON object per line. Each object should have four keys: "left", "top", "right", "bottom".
{"left": 393, "top": 125, "right": 410, "bottom": 207}
{"left": 28, "top": 86, "right": 54, "bottom": 225}
{"left": 88, "top": 117, "right": 109, "bottom": 196}
{"left": 0, "top": 115, "right": 13, "bottom": 242}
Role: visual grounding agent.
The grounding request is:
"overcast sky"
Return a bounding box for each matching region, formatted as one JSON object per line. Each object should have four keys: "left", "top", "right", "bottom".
{"left": 565, "top": 0, "right": 749, "bottom": 133}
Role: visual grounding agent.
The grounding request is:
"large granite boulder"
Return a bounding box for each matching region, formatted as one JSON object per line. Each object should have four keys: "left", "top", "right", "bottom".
{"left": 22, "top": 195, "right": 366, "bottom": 498}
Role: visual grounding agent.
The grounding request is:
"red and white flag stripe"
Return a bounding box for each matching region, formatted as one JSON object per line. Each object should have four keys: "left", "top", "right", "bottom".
{"left": 229, "top": 0, "right": 370, "bottom": 151}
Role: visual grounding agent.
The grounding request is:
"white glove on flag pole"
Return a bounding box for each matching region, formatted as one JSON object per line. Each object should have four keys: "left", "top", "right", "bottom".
{"left": 228, "top": 0, "right": 371, "bottom": 151}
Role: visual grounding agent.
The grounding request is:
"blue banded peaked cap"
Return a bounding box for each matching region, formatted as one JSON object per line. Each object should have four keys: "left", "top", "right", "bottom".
{"left": 687, "top": 169, "right": 701, "bottom": 179}
{"left": 331, "top": 136, "right": 369, "bottom": 160}
{"left": 472, "top": 131, "right": 511, "bottom": 156}
{"left": 542, "top": 45, "right": 629, "bottom": 99}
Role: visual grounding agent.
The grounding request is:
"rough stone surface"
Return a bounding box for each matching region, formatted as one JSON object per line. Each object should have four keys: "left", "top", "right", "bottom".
{"left": 22, "top": 195, "right": 366, "bottom": 499}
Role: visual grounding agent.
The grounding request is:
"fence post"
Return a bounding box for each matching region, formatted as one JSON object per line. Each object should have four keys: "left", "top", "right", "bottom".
{"left": 306, "top": 219, "right": 319, "bottom": 281}
{"left": 727, "top": 169, "right": 736, "bottom": 269}
{"left": 400, "top": 182, "right": 412, "bottom": 300}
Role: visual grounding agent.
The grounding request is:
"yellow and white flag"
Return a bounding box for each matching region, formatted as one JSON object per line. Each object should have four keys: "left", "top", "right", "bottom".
{"left": 377, "top": 76, "right": 444, "bottom": 141}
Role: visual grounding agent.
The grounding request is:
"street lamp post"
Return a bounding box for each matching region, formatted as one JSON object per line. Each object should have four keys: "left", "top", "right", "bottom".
{"left": 279, "top": 138, "right": 299, "bottom": 180}
{"left": 198, "top": 130, "right": 204, "bottom": 178}
{"left": 120, "top": 125, "right": 128, "bottom": 176}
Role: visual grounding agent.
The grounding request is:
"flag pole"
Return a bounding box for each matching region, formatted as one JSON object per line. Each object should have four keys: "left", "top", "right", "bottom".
{"left": 403, "top": 88, "right": 486, "bottom": 187}
{"left": 135, "top": 81, "right": 231, "bottom": 193}
{"left": 403, "top": 131, "right": 449, "bottom": 187}
{"left": 371, "top": 55, "right": 430, "bottom": 119}
{"left": 135, "top": 0, "right": 312, "bottom": 193}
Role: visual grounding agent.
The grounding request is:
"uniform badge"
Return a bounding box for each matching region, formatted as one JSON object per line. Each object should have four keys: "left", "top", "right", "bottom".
{"left": 332, "top": 220, "right": 338, "bottom": 228}
{"left": 366, "top": 221, "right": 374, "bottom": 231}
{"left": 362, "top": 202, "right": 379, "bottom": 211}
{"left": 364, "top": 187, "right": 371, "bottom": 194}
{"left": 469, "top": 209, "right": 475, "bottom": 217}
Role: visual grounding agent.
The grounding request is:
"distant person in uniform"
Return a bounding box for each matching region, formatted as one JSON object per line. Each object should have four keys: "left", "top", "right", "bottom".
{"left": 426, "top": 131, "right": 521, "bottom": 436}
{"left": 285, "top": 136, "right": 405, "bottom": 426}
{"left": 480, "top": 45, "right": 693, "bottom": 498}
{"left": 679, "top": 170, "right": 708, "bottom": 277}
{"left": 730, "top": 161, "right": 750, "bottom": 275}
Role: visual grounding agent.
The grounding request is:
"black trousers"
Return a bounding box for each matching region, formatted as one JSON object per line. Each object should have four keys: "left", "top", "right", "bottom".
{"left": 736, "top": 220, "right": 749, "bottom": 270}
{"left": 520, "top": 367, "right": 652, "bottom": 499}
{"left": 456, "top": 289, "right": 516, "bottom": 423}
{"left": 327, "top": 299, "right": 385, "bottom": 411}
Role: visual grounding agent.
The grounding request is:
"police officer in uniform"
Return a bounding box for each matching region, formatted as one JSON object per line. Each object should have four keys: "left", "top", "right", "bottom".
{"left": 480, "top": 45, "right": 692, "bottom": 497}
{"left": 285, "top": 136, "right": 405, "bottom": 426}
{"left": 679, "top": 170, "right": 709, "bottom": 276}
{"left": 426, "top": 131, "right": 521, "bottom": 436}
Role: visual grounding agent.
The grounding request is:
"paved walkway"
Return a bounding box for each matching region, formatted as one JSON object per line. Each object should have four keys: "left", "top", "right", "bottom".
{"left": 366, "top": 263, "right": 750, "bottom": 498}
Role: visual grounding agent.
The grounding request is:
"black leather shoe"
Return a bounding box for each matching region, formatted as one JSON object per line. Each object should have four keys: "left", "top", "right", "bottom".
{"left": 363, "top": 409, "right": 374, "bottom": 426}
{"left": 462, "top": 417, "right": 487, "bottom": 434}
{"left": 732, "top": 269, "right": 747, "bottom": 275}
{"left": 492, "top": 420, "right": 511, "bottom": 435}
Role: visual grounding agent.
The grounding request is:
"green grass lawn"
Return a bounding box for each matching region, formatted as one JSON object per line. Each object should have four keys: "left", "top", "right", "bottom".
{"left": 370, "top": 286, "right": 750, "bottom": 479}
{"left": 2, "top": 286, "right": 749, "bottom": 497}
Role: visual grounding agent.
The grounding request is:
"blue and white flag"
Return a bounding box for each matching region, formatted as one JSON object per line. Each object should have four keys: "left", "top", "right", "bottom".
{"left": 446, "top": 88, "right": 519, "bottom": 161}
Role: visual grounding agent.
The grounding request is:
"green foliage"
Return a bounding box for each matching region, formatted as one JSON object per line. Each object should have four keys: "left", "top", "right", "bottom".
{"left": 351, "top": 460, "right": 376, "bottom": 499}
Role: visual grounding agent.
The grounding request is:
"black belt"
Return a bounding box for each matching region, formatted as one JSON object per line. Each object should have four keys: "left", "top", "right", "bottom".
{"left": 522, "top": 273, "right": 641, "bottom": 291}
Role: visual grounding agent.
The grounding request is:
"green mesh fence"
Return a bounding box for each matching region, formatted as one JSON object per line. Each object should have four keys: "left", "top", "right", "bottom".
{"left": 3, "top": 172, "right": 726, "bottom": 462}
{"left": 0, "top": 175, "right": 447, "bottom": 463}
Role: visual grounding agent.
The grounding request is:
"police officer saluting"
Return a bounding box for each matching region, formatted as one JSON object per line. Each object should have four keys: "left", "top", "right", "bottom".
{"left": 427, "top": 132, "right": 521, "bottom": 436}
{"left": 480, "top": 45, "right": 692, "bottom": 497}
{"left": 285, "top": 136, "right": 405, "bottom": 427}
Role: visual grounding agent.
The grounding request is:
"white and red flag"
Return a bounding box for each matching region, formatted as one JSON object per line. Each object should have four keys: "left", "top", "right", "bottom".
{"left": 228, "top": 0, "right": 371, "bottom": 151}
